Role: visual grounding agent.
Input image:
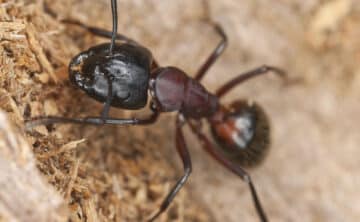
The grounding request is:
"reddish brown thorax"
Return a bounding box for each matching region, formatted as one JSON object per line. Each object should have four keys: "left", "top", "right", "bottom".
{"left": 152, "top": 67, "right": 219, "bottom": 119}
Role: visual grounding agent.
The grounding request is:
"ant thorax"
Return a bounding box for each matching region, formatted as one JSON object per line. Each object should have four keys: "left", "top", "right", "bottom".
{"left": 152, "top": 67, "right": 219, "bottom": 118}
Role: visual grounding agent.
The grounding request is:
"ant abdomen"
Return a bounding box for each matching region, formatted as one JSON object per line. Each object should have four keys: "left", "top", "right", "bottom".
{"left": 210, "top": 100, "right": 270, "bottom": 167}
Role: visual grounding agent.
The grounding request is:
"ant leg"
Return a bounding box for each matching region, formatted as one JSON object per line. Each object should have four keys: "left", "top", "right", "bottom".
{"left": 216, "top": 65, "right": 286, "bottom": 98}
{"left": 188, "top": 122, "right": 268, "bottom": 222}
{"left": 194, "top": 21, "right": 228, "bottom": 81}
{"left": 42, "top": 0, "right": 135, "bottom": 44}
{"left": 25, "top": 111, "right": 159, "bottom": 130}
{"left": 62, "top": 15, "right": 160, "bottom": 68}
{"left": 148, "top": 115, "right": 192, "bottom": 221}
{"left": 194, "top": 1, "right": 228, "bottom": 81}
{"left": 100, "top": 77, "right": 114, "bottom": 119}
{"left": 61, "top": 19, "right": 137, "bottom": 45}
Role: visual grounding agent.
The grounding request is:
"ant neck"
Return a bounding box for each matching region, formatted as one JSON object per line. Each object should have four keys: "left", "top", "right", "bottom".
{"left": 208, "top": 105, "right": 226, "bottom": 123}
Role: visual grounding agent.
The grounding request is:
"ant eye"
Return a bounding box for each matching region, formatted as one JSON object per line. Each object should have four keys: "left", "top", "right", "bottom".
{"left": 210, "top": 100, "right": 270, "bottom": 167}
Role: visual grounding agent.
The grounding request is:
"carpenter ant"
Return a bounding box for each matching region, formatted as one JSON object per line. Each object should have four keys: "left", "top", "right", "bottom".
{"left": 26, "top": 0, "right": 286, "bottom": 221}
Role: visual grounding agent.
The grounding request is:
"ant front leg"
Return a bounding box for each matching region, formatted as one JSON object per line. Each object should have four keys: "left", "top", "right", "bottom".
{"left": 25, "top": 73, "right": 160, "bottom": 130}
{"left": 61, "top": 19, "right": 137, "bottom": 45}
{"left": 62, "top": 0, "right": 159, "bottom": 69}
{"left": 100, "top": 76, "right": 114, "bottom": 119}
{"left": 25, "top": 111, "right": 159, "bottom": 130}
{"left": 62, "top": 0, "right": 136, "bottom": 46}
{"left": 188, "top": 122, "right": 268, "bottom": 222}
{"left": 148, "top": 115, "right": 192, "bottom": 222}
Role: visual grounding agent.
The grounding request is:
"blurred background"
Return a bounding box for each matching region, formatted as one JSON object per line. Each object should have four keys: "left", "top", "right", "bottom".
{"left": 1, "top": 0, "right": 359, "bottom": 221}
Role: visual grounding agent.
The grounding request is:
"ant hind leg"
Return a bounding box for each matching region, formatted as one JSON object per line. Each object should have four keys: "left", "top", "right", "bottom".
{"left": 147, "top": 115, "right": 192, "bottom": 221}
{"left": 188, "top": 121, "right": 268, "bottom": 222}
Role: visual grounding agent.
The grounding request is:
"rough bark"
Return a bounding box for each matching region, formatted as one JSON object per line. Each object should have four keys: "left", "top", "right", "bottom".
{"left": 0, "top": 111, "right": 67, "bottom": 222}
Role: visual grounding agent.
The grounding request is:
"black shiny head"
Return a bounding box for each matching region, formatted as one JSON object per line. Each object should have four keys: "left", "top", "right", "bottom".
{"left": 69, "top": 43, "right": 152, "bottom": 109}
{"left": 210, "top": 100, "right": 270, "bottom": 167}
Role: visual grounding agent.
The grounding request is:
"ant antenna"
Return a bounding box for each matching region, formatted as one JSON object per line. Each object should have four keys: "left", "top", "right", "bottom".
{"left": 109, "top": 0, "right": 118, "bottom": 54}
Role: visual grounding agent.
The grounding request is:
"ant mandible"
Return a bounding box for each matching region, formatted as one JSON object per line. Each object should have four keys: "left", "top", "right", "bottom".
{"left": 26, "top": 0, "right": 286, "bottom": 221}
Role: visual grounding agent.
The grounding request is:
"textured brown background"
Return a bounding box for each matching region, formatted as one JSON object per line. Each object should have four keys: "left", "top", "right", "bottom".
{"left": 99, "top": 1, "right": 359, "bottom": 221}
{"left": 1, "top": 0, "right": 360, "bottom": 221}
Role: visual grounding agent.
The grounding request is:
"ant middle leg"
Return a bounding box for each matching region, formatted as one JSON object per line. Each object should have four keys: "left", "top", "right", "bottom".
{"left": 195, "top": 1, "right": 228, "bottom": 81}
{"left": 188, "top": 122, "right": 268, "bottom": 222}
{"left": 215, "top": 65, "right": 287, "bottom": 98}
{"left": 148, "top": 115, "right": 192, "bottom": 222}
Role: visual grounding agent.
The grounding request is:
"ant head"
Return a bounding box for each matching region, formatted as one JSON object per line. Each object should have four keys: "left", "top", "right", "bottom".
{"left": 209, "top": 100, "right": 270, "bottom": 167}
{"left": 69, "top": 43, "right": 152, "bottom": 109}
